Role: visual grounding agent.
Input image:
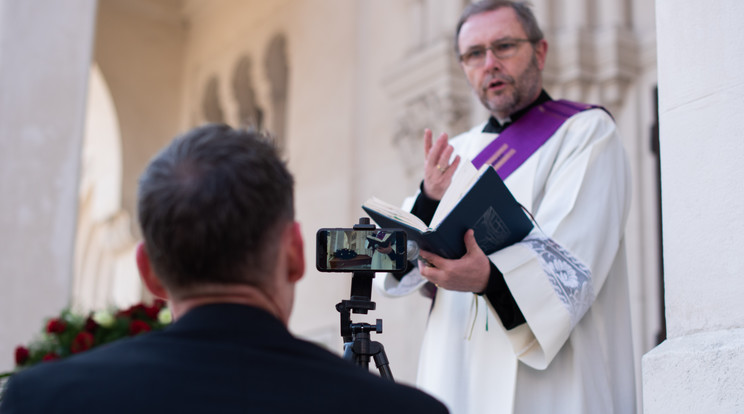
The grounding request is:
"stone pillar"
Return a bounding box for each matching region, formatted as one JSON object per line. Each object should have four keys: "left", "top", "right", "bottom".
{"left": 0, "top": 0, "right": 98, "bottom": 370}
{"left": 643, "top": 1, "right": 744, "bottom": 412}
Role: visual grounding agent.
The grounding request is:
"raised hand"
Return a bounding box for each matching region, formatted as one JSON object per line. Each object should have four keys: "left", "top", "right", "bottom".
{"left": 422, "top": 129, "right": 461, "bottom": 200}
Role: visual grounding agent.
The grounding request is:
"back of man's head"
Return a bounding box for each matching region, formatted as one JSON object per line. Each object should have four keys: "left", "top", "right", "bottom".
{"left": 137, "top": 124, "right": 294, "bottom": 298}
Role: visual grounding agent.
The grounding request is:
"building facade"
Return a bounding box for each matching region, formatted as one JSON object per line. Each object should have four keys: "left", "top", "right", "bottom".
{"left": 7, "top": 0, "right": 733, "bottom": 411}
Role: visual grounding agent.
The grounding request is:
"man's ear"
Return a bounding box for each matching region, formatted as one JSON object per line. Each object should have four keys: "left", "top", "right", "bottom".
{"left": 535, "top": 38, "right": 548, "bottom": 70}
{"left": 135, "top": 242, "right": 169, "bottom": 299}
{"left": 285, "top": 221, "right": 305, "bottom": 284}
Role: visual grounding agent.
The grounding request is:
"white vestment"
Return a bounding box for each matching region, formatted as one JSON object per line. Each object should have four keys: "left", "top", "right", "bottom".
{"left": 378, "top": 108, "right": 636, "bottom": 413}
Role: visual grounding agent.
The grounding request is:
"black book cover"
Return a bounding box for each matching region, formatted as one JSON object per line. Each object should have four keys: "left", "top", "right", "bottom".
{"left": 362, "top": 165, "right": 533, "bottom": 259}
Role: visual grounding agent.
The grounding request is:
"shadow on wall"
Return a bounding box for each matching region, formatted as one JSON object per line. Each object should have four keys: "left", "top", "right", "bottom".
{"left": 200, "top": 33, "right": 289, "bottom": 154}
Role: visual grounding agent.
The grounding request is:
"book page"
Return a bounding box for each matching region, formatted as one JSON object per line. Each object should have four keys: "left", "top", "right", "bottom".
{"left": 363, "top": 197, "right": 428, "bottom": 232}
{"left": 430, "top": 161, "right": 486, "bottom": 227}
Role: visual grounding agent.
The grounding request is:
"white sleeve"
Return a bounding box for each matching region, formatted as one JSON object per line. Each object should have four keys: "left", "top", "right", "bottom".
{"left": 374, "top": 265, "right": 429, "bottom": 297}
{"left": 490, "top": 109, "right": 631, "bottom": 369}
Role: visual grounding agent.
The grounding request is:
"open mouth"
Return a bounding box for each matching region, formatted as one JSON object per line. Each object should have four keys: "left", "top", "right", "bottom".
{"left": 487, "top": 79, "right": 507, "bottom": 91}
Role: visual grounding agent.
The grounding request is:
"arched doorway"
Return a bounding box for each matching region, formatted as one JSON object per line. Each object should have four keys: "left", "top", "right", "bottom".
{"left": 72, "top": 64, "right": 141, "bottom": 312}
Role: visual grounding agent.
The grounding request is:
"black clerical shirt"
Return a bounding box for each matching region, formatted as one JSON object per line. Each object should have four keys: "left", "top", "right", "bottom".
{"left": 482, "top": 90, "right": 552, "bottom": 134}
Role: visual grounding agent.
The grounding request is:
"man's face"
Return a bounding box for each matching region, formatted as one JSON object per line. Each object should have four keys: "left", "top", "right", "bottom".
{"left": 457, "top": 7, "right": 547, "bottom": 120}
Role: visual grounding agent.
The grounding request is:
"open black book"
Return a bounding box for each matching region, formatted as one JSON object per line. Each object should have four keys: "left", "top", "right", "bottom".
{"left": 362, "top": 163, "right": 533, "bottom": 259}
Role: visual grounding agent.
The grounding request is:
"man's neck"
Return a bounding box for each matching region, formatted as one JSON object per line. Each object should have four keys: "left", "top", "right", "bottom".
{"left": 169, "top": 283, "right": 286, "bottom": 324}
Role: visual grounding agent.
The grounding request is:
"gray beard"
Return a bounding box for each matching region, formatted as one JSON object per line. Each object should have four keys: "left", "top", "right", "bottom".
{"left": 482, "top": 54, "right": 542, "bottom": 119}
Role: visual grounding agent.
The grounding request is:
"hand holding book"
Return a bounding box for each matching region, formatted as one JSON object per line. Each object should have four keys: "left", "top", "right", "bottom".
{"left": 415, "top": 228, "right": 492, "bottom": 293}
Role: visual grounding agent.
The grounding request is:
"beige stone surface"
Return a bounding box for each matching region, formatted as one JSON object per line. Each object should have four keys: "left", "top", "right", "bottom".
{"left": 0, "top": 0, "right": 669, "bottom": 398}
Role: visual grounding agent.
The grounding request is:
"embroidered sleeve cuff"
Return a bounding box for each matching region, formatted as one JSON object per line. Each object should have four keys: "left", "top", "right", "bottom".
{"left": 479, "top": 261, "right": 526, "bottom": 330}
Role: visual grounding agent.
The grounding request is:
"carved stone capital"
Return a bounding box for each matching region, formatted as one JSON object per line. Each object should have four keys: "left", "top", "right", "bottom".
{"left": 383, "top": 37, "right": 472, "bottom": 180}
{"left": 544, "top": 27, "right": 641, "bottom": 111}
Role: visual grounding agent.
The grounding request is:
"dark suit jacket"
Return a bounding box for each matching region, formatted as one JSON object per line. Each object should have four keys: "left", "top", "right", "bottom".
{"left": 0, "top": 304, "right": 448, "bottom": 413}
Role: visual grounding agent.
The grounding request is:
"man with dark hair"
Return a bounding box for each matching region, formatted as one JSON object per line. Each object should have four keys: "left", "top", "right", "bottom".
{"left": 0, "top": 124, "right": 448, "bottom": 414}
{"left": 378, "top": 1, "right": 635, "bottom": 413}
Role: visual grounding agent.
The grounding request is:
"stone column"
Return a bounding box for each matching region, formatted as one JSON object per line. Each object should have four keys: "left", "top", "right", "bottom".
{"left": 643, "top": 1, "right": 744, "bottom": 412}
{"left": 0, "top": 0, "right": 98, "bottom": 371}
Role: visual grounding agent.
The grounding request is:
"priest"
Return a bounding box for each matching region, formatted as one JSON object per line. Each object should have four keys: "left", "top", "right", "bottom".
{"left": 378, "top": 1, "right": 636, "bottom": 413}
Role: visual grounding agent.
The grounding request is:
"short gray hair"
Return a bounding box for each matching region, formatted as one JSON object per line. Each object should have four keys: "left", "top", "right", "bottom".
{"left": 454, "top": 1, "right": 544, "bottom": 56}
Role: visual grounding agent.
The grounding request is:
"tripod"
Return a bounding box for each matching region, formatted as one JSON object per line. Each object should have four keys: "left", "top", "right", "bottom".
{"left": 336, "top": 271, "right": 394, "bottom": 381}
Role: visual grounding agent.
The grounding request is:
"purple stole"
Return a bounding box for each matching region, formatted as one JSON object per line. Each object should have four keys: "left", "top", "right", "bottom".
{"left": 420, "top": 99, "right": 603, "bottom": 301}
{"left": 472, "top": 99, "right": 602, "bottom": 179}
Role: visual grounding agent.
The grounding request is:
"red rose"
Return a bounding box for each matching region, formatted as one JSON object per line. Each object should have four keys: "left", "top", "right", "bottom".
{"left": 42, "top": 352, "right": 59, "bottom": 361}
{"left": 46, "top": 318, "right": 67, "bottom": 334}
{"left": 153, "top": 299, "right": 167, "bottom": 310}
{"left": 14, "top": 346, "right": 30, "bottom": 365}
{"left": 144, "top": 305, "right": 160, "bottom": 319}
{"left": 70, "top": 331, "right": 95, "bottom": 354}
{"left": 116, "top": 305, "right": 134, "bottom": 318}
{"left": 129, "top": 320, "right": 151, "bottom": 336}
{"left": 84, "top": 316, "right": 99, "bottom": 333}
{"left": 127, "top": 304, "right": 150, "bottom": 319}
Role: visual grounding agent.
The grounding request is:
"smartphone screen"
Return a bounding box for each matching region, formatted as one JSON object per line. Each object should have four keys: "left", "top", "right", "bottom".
{"left": 316, "top": 228, "right": 407, "bottom": 273}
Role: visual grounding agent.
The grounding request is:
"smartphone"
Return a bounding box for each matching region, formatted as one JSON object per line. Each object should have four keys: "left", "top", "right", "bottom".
{"left": 316, "top": 228, "right": 407, "bottom": 273}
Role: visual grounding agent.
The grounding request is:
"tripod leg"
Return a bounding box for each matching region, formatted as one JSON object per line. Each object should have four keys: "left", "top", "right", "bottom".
{"left": 345, "top": 340, "right": 372, "bottom": 369}
{"left": 370, "top": 341, "right": 394, "bottom": 381}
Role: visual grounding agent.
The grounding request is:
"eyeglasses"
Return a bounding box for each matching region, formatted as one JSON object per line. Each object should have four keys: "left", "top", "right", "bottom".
{"left": 459, "top": 38, "right": 534, "bottom": 67}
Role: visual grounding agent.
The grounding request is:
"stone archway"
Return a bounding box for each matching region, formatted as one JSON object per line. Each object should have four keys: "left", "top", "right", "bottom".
{"left": 72, "top": 64, "right": 141, "bottom": 313}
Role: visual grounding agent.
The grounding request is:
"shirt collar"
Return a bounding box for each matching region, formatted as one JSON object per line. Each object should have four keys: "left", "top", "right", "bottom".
{"left": 482, "top": 90, "right": 553, "bottom": 134}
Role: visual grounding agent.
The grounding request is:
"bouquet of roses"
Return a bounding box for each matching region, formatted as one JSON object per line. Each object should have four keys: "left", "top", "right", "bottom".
{"left": 1, "top": 299, "right": 171, "bottom": 381}
{"left": 333, "top": 248, "right": 358, "bottom": 260}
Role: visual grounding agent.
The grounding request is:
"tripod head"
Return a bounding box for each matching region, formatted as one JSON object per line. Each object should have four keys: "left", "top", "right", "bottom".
{"left": 335, "top": 271, "right": 380, "bottom": 342}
